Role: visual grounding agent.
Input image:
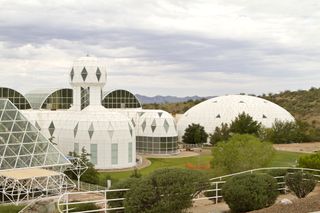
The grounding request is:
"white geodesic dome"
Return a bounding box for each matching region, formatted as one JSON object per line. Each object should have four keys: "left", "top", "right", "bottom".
{"left": 22, "top": 108, "right": 136, "bottom": 169}
{"left": 177, "top": 95, "right": 295, "bottom": 141}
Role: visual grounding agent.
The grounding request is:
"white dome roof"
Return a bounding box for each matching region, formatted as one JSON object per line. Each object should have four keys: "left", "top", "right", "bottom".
{"left": 177, "top": 95, "right": 295, "bottom": 139}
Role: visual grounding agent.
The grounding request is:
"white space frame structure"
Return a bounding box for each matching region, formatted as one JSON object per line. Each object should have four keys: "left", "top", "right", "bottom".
{"left": 0, "top": 99, "right": 75, "bottom": 205}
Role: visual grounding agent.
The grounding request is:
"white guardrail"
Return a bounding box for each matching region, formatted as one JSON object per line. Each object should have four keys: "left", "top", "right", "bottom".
{"left": 57, "top": 167, "right": 320, "bottom": 212}
{"left": 193, "top": 167, "right": 320, "bottom": 203}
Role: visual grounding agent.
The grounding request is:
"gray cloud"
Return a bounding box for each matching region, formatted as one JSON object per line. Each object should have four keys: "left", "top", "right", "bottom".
{"left": 0, "top": 0, "right": 320, "bottom": 96}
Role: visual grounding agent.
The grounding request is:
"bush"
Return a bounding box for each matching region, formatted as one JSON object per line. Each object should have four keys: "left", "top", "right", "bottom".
{"left": 222, "top": 173, "right": 278, "bottom": 212}
{"left": 266, "top": 120, "right": 306, "bottom": 144}
{"left": 108, "top": 178, "right": 140, "bottom": 209}
{"left": 182, "top": 123, "right": 208, "bottom": 144}
{"left": 211, "top": 134, "right": 275, "bottom": 175}
{"left": 266, "top": 169, "right": 289, "bottom": 194}
{"left": 124, "top": 168, "right": 209, "bottom": 213}
{"left": 285, "top": 171, "right": 316, "bottom": 198}
{"left": 298, "top": 152, "right": 320, "bottom": 169}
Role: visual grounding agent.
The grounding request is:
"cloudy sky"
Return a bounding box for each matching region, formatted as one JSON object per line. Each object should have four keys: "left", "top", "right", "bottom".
{"left": 0, "top": 0, "right": 320, "bottom": 96}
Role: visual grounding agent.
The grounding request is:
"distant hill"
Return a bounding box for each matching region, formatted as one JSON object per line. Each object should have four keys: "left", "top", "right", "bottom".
{"left": 262, "top": 87, "right": 320, "bottom": 128}
{"left": 140, "top": 88, "right": 320, "bottom": 129}
{"left": 136, "top": 94, "right": 214, "bottom": 104}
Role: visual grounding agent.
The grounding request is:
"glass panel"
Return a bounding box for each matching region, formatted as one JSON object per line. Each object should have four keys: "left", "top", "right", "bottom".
{"left": 90, "top": 144, "right": 97, "bottom": 165}
{"left": 111, "top": 143, "right": 118, "bottom": 165}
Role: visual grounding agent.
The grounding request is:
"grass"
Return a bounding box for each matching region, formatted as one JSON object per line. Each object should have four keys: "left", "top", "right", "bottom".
{"left": 267, "top": 150, "right": 307, "bottom": 167}
{"left": 99, "top": 150, "right": 309, "bottom": 184}
{"left": 0, "top": 204, "right": 25, "bottom": 213}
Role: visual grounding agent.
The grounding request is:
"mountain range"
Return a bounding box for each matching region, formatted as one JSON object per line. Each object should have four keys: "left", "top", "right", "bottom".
{"left": 135, "top": 94, "right": 214, "bottom": 104}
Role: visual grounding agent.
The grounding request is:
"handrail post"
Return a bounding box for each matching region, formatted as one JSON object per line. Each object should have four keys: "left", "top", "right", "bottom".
{"left": 215, "top": 182, "right": 218, "bottom": 204}
{"left": 105, "top": 190, "right": 107, "bottom": 213}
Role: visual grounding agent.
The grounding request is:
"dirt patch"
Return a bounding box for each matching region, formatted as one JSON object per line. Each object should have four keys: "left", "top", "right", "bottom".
{"left": 191, "top": 185, "right": 320, "bottom": 213}
{"left": 249, "top": 194, "right": 320, "bottom": 213}
{"left": 273, "top": 142, "right": 320, "bottom": 153}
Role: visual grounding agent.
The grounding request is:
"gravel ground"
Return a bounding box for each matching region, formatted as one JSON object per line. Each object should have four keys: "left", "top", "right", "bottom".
{"left": 273, "top": 142, "right": 320, "bottom": 153}
{"left": 249, "top": 194, "right": 320, "bottom": 213}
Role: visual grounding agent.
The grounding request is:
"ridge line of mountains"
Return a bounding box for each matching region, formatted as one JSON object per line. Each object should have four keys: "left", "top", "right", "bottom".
{"left": 135, "top": 94, "right": 215, "bottom": 104}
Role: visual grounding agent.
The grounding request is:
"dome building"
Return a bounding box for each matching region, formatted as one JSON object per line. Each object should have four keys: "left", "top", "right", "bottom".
{"left": 22, "top": 56, "right": 136, "bottom": 169}
{"left": 177, "top": 95, "right": 295, "bottom": 141}
{"left": 113, "top": 109, "right": 178, "bottom": 154}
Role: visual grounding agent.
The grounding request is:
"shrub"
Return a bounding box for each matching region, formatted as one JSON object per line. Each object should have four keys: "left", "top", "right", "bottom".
{"left": 266, "top": 169, "right": 288, "bottom": 194}
{"left": 108, "top": 178, "right": 140, "bottom": 209}
{"left": 182, "top": 123, "right": 208, "bottom": 144}
{"left": 285, "top": 171, "right": 316, "bottom": 198}
{"left": 298, "top": 152, "right": 320, "bottom": 169}
{"left": 124, "top": 168, "right": 209, "bottom": 213}
{"left": 211, "top": 134, "right": 275, "bottom": 175}
{"left": 222, "top": 173, "right": 278, "bottom": 212}
{"left": 267, "top": 120, "right": 306, "bottom": 144}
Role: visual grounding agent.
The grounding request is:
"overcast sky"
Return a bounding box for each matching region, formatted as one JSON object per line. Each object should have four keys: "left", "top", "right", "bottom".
{"left": 0, "top": 0, "right": 320, "bottom": 96}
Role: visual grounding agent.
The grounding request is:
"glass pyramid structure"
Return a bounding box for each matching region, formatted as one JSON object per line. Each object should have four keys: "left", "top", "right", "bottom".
{"left": 0, "top": 99, "right": 71, "bottom": 170}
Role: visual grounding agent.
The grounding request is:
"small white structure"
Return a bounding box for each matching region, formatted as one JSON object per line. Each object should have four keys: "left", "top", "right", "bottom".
{"left": 113, "top": 109, "right": 178, "bottom": 154}
{"left": 177, "top": 95, "right": 295, "bottom": 141}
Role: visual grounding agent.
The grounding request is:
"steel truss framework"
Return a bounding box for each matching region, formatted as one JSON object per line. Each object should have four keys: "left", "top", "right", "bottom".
{"left": 0, "top": 98, "right": 75, "bottom": 205}
{"left": 0, "top": 172, "right": 74, "bottom": 204}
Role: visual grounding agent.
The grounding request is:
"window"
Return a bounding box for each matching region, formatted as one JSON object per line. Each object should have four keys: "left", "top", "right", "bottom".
{"left": 81, "top": 87, "right": 90, "bottom": 110}
{"left": 136, "top": 136, "right": 178, "bottom": 154}
{"left": 102, "top": 90, "right": 141, "bottom": 109}
{"left": 111, "top": 144, "right": 118, "bottom": 165}
{"left": 74, "top": 143, "right": 79, "bottom": 154}
{"left": 0, "top": 88, "right": 31, "bottom": 110}
{"left": 90, "top": 144, "right": 97, "bottom": 165}
{"left": 128, "top": 143, "right": 132, "bottom": 163}
{"left": 41, "top": 89, "right": 73, "bottom": 110}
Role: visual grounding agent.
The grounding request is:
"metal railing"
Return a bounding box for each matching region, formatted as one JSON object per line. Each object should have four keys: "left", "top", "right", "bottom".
{"left": 78, "top": 181, "right": 107, "bottom": 191}
{"left": 57, "top": 189, "right": 129, "bottom": 213}
{"left": 193, "top": 167, "right": 320, "bottom": 204}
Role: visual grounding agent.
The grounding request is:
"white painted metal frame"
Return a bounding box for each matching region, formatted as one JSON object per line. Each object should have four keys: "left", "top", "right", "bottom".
{"left": 193, "top": 167, "right": 320, "bottom": 204}
{"left": 0, "top": 173, "right": 75, "bottom": 205}
{"left": 57, "top": 189, "right": 129, "bottom": 213}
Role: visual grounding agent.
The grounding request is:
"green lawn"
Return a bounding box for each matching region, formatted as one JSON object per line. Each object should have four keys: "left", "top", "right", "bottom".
{"left": 0, "top": 204, "right": 25, "bottom": 213}
{"left": 99, "top": 150, "right": 309, "bottom": 184}
{"left": 267, "top": 150, "right": 307, "bottom": 167}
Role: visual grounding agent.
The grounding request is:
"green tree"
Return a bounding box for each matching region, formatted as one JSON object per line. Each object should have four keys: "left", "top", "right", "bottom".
{"left": 229, "top": 112, "right": 261, "bottom": 135}
{"left": 79, "top": 147, "right": 99, "bottom": 184}
{"left": 211, "top": 134, "right": 274, "bottom": 175}
{"left": 182, "top": 123, "right": 208, "bottom": 144}
{"left": 209, "top": 123, "right": 230, "bottom": 145}
{"left": 66, "top": 148, "right": 99, "bottom": 185}
{"left": 267, "top": 120, "right": 306, "bottom": 144}
{"left": 124, "top": 168, "right": 209, "bottom": 213}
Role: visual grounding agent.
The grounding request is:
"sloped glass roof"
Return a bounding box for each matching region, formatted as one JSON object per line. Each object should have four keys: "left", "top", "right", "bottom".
{"left": 0, "top": 99, "right": 71, "bottom": 170}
